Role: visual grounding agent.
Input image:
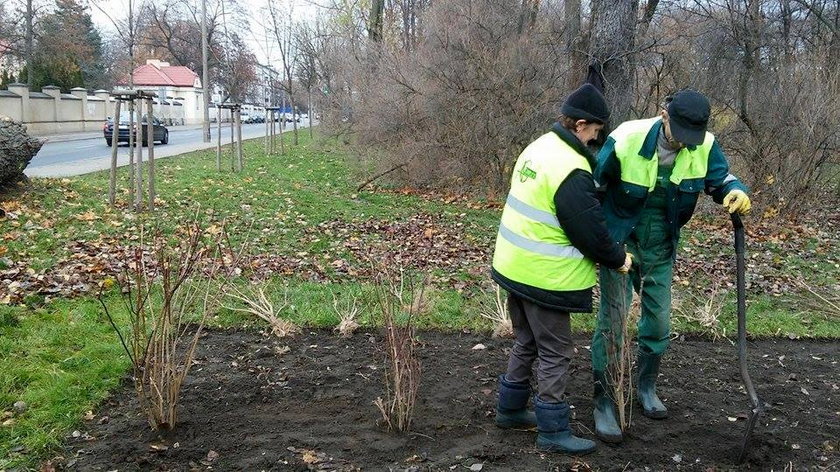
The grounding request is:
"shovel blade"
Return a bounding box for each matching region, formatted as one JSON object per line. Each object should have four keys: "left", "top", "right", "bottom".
{"left": 737, "top": 407, "right": 762, "bottom": 463}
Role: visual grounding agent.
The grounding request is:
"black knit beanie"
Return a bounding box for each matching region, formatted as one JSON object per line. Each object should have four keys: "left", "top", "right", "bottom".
{"left": 561, "top": 83, "right": 610, "bottom": 124}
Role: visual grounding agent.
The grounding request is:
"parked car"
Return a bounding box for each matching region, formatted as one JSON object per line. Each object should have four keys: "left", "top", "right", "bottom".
{"left": 104, "top": 113, "right": 169, "bottom": 146}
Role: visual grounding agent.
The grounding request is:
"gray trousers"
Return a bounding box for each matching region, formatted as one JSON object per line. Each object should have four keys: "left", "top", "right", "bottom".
{"left": 504, "top": 293, "right": 574, "bottom": 403}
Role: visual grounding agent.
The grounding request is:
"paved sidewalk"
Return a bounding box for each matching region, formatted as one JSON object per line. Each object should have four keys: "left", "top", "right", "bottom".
{"left": 32, "top": 124, "right": 205, "bottom": 143}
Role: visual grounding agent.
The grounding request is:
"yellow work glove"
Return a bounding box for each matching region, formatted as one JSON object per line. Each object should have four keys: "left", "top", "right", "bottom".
{"left": 723, "top": 189, "right": 751, "bottom": 214}
{"left": 616, "top": 253, "right": 633, "bottom": 275}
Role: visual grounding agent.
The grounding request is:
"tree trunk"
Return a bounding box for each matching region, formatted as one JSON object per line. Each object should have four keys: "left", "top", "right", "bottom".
{"left": 737, "top": 0, "right": 763, "bottom": 130}
{"left": 564, "top": 0, "right": 583, "bottom": 90}
{"left": 308, "top": 89, "right": 313, "bottom": 139}
{"left": 736, "top": 0, "right": 765, "bottom": 184}
{"left": 25, "top": 0, "right": 34, "bottom": 87}
{"left": 637, "top": 0, "right": 660, "bottom": 40}
{"left": 368, "top": 0, "right": 385, "bottom": 42}
{"left": 0, "top": 118, "right": 43, "bottom": 186}
{"left": 589, "top": 0, "right": 641, "bottom": 128}
{"left": 780, "top": 0, "right": 793, "bottom": 67}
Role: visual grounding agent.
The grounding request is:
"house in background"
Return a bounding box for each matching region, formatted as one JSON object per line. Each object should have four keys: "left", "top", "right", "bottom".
{"left": 116, "top": 59, "right": 204, "bottom": 125}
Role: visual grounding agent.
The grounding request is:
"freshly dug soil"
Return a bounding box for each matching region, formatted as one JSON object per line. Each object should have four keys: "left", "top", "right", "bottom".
{"left": 56, "top": 329, "right": 838, "bottom": 471}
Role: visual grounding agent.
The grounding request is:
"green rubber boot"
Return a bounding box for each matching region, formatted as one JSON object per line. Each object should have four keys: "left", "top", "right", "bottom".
{"left": 638, "top": 351, "right": 668, "bottom": 419}
{"left": 495, "top": 375, "right": 537, "bottom": 429}
{"left": 593, "top": 371, "right": 623, "bottom": 443}
{"left": 534, "top": 397, "right": 596, "bottom": 455}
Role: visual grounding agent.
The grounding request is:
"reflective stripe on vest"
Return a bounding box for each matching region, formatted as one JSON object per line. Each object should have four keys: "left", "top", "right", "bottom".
{"left": 498, "top": 222, "right": 584, "bottom": 259}
{"left": 505, "top": 194, "right": 560, "bottom": 227}
{"left": 492, "top": 131, "right": 596, "bottom": 292}
{"left": 610, "top": 118, "right": 714, "bottom": 190}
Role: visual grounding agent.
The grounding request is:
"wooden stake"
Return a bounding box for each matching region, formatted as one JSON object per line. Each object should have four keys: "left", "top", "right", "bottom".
{"left": 216, "top": 104, "right": 221, "bottom": 171}
{"left": 229, "top": 109, "right": 235, "bottom": 172}
{"left": 236, "top": 109, "right": 243, "bottom": 172}
{"left": 147, "top": 98, "right": 156, "bottom": 211}
{"left": 108, "top": 98, "right": 121, "bottom": 206}
{"left": 128, "top": 99, "right": 135, "bottom": 206}
{"left": 135, "top": 100, "right": 143, "bottom": 211}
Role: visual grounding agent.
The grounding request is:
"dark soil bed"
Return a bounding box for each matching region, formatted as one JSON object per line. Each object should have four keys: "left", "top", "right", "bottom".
{"left": 56, "top": 329, "right": 838, "bottom": 471}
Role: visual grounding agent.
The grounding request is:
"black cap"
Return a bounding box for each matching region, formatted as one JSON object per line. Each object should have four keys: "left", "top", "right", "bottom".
{"left": 667, "top": 90, "right": 710, "bottom": 146}
{"left": 561, "top": 84, "right": 610, "bottom": 124}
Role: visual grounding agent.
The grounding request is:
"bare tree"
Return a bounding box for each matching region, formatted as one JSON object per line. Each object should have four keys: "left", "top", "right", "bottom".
{"left": 0, "top": 0, "right": 48, "bottom": 86}
{"left": 268, "top": 1, "right": 300, "bottom": 145}
{"left": 312, "top": 0, "right": 838, "bottom": 214}
{"left": 589, "top": 0, "right": 642, "bottom": 126}
{"left": 296, "top": 23, "right": 319, "bottom": 139}
{"left": 91, "top": 0, "right": 148, "bottom": 88}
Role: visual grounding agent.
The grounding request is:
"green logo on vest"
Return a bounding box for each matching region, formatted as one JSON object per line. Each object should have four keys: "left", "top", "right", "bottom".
{"left": 518, "top": 160, "right": 537, "bottom": 182}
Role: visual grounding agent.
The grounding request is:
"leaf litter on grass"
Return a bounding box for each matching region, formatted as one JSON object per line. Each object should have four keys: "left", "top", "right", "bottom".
{"left": 1, "top": 212, "right": 494, "bottom": 304}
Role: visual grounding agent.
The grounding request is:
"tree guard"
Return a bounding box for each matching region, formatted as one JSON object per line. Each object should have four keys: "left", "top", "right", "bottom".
{"left": 108, "top": 90, "right": 157, "bottom": 211}
{"left": 215, "top": 103, "right": 243, "bottom": 173}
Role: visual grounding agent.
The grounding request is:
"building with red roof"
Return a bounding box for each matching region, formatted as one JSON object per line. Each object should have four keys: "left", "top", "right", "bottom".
{"left": 116, "top": 59, "right": 204, "bottom": 124}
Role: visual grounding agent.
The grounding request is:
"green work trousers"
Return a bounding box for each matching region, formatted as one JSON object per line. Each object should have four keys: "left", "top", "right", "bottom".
{"left": 591, "top": 187, "right": 675, "bottom": 373}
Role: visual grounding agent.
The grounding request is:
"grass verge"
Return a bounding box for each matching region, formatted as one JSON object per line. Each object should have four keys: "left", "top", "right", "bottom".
{"left": 0, "top": 128, "right": 838, "bottom": 468}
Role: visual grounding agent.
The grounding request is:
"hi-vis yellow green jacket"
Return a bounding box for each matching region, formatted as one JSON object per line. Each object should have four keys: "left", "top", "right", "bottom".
{"left": 492, "top": 124, "right": 625, "bottom": 312}
{"left": 594, "top": 118, "right": 748, "bottom": 250}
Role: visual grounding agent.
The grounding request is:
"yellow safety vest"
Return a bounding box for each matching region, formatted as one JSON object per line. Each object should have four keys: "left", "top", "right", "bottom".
{"left": 611, "top": 117, "right": 714, "bottom": 190}
{"left": 492, "top": 131, "right": 596, "bottom": 291}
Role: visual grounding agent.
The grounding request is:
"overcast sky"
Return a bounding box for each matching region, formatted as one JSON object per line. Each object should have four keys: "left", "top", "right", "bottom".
{"left": 87, "top": 0, "right": 321, "bottom": 66}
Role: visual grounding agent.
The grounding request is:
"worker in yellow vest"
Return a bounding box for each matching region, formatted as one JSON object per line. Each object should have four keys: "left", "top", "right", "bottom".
{"left": 590, "top": 90, "right": 751, "bottom": 444}
{"left": 492, "top": 83, "right": 633, "bottom": 455}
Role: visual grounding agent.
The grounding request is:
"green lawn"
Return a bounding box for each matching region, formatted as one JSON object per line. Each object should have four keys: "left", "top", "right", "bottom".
{"left": 1, "top": 129, "right": 838, "bottom": 468}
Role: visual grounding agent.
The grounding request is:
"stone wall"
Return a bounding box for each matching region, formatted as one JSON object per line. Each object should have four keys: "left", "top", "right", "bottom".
{"left": 0, "top": 84, "right": 188, "bottom": 135}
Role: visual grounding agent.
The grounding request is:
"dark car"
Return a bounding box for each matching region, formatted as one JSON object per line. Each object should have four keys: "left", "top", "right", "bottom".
{"left": 104, "top": 113, "right": 169, "bottom": 146}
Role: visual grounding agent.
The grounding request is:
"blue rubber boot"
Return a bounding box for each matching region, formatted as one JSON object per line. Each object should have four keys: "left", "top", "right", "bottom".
{"left": 534, "top": 396, "right": 597, "bottom": 455}
{"left": 638, "top": 351, "right": 668, "bottom": 419}
{"left": 495, "top": 375, "right": 537, "bottom": 430}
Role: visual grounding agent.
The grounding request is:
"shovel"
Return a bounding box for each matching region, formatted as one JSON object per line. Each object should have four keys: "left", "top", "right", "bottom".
{"left": 731, "top": 213, "right": 763, "bottom": 463}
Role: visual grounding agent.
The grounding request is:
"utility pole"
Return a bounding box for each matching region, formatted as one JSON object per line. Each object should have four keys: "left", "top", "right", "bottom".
{"left": 201, "top": 0, "right": 211, "bottom": 142}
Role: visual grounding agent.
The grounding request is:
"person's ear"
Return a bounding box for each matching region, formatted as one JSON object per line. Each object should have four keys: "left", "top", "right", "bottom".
{"left": 659, "top": 110, "right": 668, "bottom": 121}
{"left": 575, "top": 119, "right": 587, "bottom": 132}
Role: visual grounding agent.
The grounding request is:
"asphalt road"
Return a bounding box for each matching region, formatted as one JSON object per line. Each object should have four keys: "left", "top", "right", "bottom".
{"left": 25, "top": 119, "right": 311, "bottom": 178}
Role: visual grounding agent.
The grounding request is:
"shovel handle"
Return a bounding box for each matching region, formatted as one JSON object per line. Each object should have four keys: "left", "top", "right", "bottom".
{"left": 730, "top": 213, "right": 761, "bottom": 402}
{"left": 731, "top": 213, "right": 761, "bottom": 410}
{"left": 732, "top": 212, "right": 762, "bottom": 463}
